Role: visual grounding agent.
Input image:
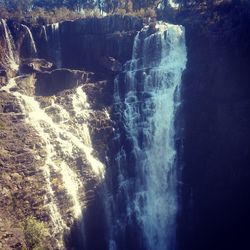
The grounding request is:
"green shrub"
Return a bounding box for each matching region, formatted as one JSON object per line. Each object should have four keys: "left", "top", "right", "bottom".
{"left": 23, "top": 216, "right": 49, "bottom": 250}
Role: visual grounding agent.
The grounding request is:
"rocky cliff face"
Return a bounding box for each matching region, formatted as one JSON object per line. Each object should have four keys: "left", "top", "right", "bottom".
{"left": 177, "top": 3, "right": 250, "bottom": 250}
{"left": 0, "top": 15, "right": 142, "bottom": 249}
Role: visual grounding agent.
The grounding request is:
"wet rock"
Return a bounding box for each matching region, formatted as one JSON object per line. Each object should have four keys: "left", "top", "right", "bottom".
{"left": 99, "top": 56, "right": 122, "bottom": 72}
{"left": 14, "top": 74, "right": 36, "bottom": 96}
{"left": 0, "top": 70, "right": 7, "bottom": 77}
{"left": 63, "top": 15, "right": 143, "bottom": 35}
{"left": 0, "top": 92, "right": 21, "bottom": 113}
{"left": 0, "top": 70, "right": 7, "bottom": 87}
{"left": 36, "top": 68, "right": 89, "bottom": 96}
{"left": 21, "top": 58, "right": 54, "bottom": 74}
{"left": 57, "top": 15, "right": 142, "bottom": 71}
{"left": 2, "top": 102, "right": 20, "bottom": 113}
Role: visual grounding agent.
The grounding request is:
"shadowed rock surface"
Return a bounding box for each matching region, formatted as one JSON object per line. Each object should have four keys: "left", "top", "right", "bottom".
{"left": 175, "top": 2, "right": 250, "bottom": 250}
{"left": 36, "top": 69, "right": 90, "bottom": 96}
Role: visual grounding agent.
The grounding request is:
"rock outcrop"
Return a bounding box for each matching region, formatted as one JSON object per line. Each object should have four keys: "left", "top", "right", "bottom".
{"left": 60, "top": 17, "right": 141, "bottom": 69}
{"left": 21, "top": 58, "right": 54, "bottom": 73}
{"left": 0, "top": 15, "right": 142, "bottom": 249}
{"left": 0, "top": 89, "right": 48, "bottom": 249}
{"left": 176, "top": 2, "right": 250, "bottom": 250}
{"left": 35, "top": 69, "right": 90, "bottom": 96}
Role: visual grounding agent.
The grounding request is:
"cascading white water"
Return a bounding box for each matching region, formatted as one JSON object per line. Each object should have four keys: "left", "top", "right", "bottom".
{"left": 43, "top": 25, "right": 48, "bottom": 42}
{"left": 158, "top": 0, "right": 180, "bottom": 10}
{"left": 112, "top": 22, "right": 187, "bottom": 250}
{"left": 48, "top": 23, "right": 62, "bottom": 68}
{"left": 72, "top": 87, "right": 105, "bottom": 178}
{"left": 21, "top": 24, "right": 38, "bottom": 56}
{"left": 1, "top": 78, "right": 66, "bottom": 234}
{"left": 1, "top": 78, "right": 105, "bottom": 246}
{"left": 0, "top": 19, "right": 19, "bottom": 71}
{"left": 169, "top": 0, "right": 180, "bottom": 9}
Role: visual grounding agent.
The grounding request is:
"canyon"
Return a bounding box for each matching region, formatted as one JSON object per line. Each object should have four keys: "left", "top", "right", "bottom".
{"left": 0, "top": 2, "right": 250, "bottom": 250}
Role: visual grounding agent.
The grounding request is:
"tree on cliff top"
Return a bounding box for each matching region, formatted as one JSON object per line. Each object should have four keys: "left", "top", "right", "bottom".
{"left": 1, "top": 0, "right": 33, "bottom": 12}
{"left": 1, "top": 0, "right": 162, "bottom": 12}
{"left": 0, "top": 0, "right": 161, "bottom": 22}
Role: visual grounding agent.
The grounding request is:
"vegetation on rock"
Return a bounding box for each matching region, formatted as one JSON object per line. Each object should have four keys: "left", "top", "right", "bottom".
{"left": 0, "top": 0, "right": 160, "bottom": 24}
{"left": 23, "top": 216, "right": 48, "bottom": 250}
{"left": 0, "top": 0, "right": 248, "bottom": 25}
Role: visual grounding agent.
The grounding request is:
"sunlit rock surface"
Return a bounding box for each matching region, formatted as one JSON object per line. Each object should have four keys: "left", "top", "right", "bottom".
{"left": 0, "top": 15, "right": 134, "bottom": 249}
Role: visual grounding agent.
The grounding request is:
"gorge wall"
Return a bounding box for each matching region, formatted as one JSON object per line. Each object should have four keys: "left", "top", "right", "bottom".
{"left": 0, "top": 2, "right": 250, "bottom": 250}
{"left": 177, "top": 3, "right": 250, "bottom": 250}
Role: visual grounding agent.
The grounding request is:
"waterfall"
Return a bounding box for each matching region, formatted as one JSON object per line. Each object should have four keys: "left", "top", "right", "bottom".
{"left": 0, "top": 19, "right": 19, "bottom": 71}
{"left": 1, "top": 78, "right": 105, "bottom": 246}
{"left": 43, "top": 25, "right": 48, "bottom": 42}
{"left": 21, "top": 24, "right": 38, "bottom": 56}
{"left": 46, "top": 23, "right": 62, "bottom": 68}
{"left": 52, "top": 23, "right": 62, "bottom": 68}
{"left": 110, "top": 22, "right": 187, "bottom": 250}
{"left": 169, "top": 0, "right": 180, "bottom": 9}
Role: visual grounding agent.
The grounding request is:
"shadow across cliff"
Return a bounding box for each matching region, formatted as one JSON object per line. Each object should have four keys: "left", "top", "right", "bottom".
{"left": 64, "top": 184, "right": 109, "bottom": 250}
{"left": 176, "top": 2, "right": 250, "bottom": 250}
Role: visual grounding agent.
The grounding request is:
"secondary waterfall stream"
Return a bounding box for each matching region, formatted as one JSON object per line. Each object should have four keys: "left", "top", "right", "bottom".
{"left": 109, "top": 22, "right": 187, "bottom": 250}
{"left": 1, "top": 77, "right": 105, "bottom": 248}
{"left": 46, "top": 22, "right": 62, "bottom": 68}
{"left": 0, "top": 19, "right": 19, "bottom": 71}
{"left": 21, "top": 24, "right": 38, "bottom": 56}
